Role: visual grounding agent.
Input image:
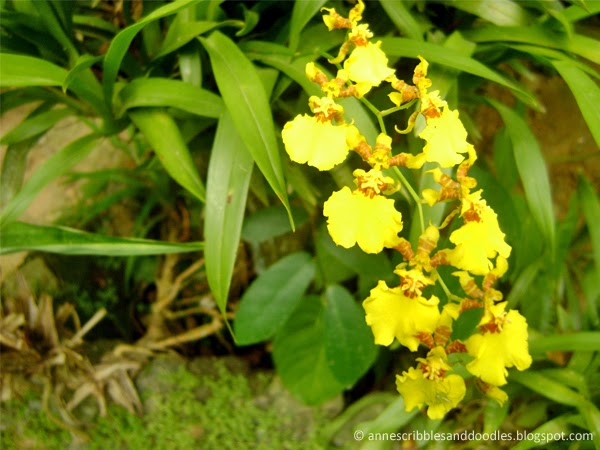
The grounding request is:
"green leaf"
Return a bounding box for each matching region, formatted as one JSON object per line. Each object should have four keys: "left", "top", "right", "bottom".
{"left": 155, "top": 20, "right": 218, "bottom": 58}
{"left": 449, "top": 0, "right": 533, "bottom": 26}
{"left": 380, "top": 37, "right": 540, "bottom": 110}
{"left": 0, "top": 221, "right": 204, "bottom": 256}
{"left": 102, "top": 0, "right": 201, "bottom": 111}
{"left": 289, "top": 0, "right": 328, "bottom": 51}
{"left": 241, "top": 205, "right": 308, "bottom": 244}
{"left": 463, "top": 26, "right": 600, "bottom": 65}
{"left": 490, "top": 100, "right": 556, "bottom": 256}
{"left": 201, "top": 31, "right": 292, "bottom": 225}
{"left": 451, "top": 307, "right": 484, "bottom": 341}
{"left": 380, "top": 0, "right": 423, "bottom": 40}
{"left": 578, "top": 176, "right": 600, "bottom": 283}
{"left": 0, "top": 108, "right": 73, "bottom": 145}
{"left": 205, "top": 112, "right": 254, "bottom": 314}
{"left": 234, "top": 252, "right": 316, "bottom": 345}
{"left": 510, "top": 371, "right": 587, "bottom": 408}
{"left": 529, "top": 332, "right": 600, "bottom": 353}
{"left": 273, "top": 295, "right": 346, "bottom": 405}
{"left": 552, "top": 60, "right": 600, "bottom": 149}
{"left": 62, "top": 54, "right": 103, "bottom": 93}
{"left": 324, "top": 285, "right": 377, "bottom": 386}
{"left": 118, "top": 78, "right": 223, "bottom": 118}
{"left": 0, "top": 133, "right": 99, "bottom": 226}
{"left": 129, "top": 108, "right": 205, "bottom": 202}
{"left": 0, "top": 53, "right": 66, "bottom": 86}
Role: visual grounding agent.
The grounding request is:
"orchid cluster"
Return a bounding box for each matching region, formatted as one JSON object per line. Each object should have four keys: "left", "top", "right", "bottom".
{"left": 282, "top": 0, "right": 532, "bottom": 419}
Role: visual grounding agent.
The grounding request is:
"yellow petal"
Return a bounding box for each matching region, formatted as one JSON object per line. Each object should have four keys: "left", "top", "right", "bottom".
{"left": 323, "top": 188, "right": 403, "bottom": 254}
{"left": 465, "top": 309, "right": 532, "bottom": 386}
{"left": 418, "top": 108, "right": 468, "bottom": 167}
{"left": 344, "top": 42, "right": 395, "bottom": 89}
{"left": 282, "top": 115, "right": 350, "bottom": 170}
{"left": 363, "top": 281, "right": 439, "bottom": 349}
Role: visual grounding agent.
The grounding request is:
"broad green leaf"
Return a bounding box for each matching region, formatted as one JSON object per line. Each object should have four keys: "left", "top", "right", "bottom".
{"left": 380, "top": 37, "right": 540, "bottom": 110}
{"left": 201, "top": 31, "right": 292, "bottom": 224}
{"left": 205, "top": 112, "right": 254, "bottom": 313}
{"left": 491, "top": 100, "right": 556, "bottom": 256}
{"left": 578, "top": 176, "right": 600, "bottom": 283}
{"left": 0, "top": 108, "right": 72, "bottom": 145}
{"left": 529, "top": 332, "right": 600, "bottom": 353}
{"left": 0, "top": 133, "right": 99, "bottom": 226}
{"left": 273, "top": 295, "right": 346, "bottom": 405}
{"left": 354, "top": 396, "right": 417, "bottom": 436}
{"left": 380, "top": 0, "right": 423, "bottom": 40}
{"left": 62, "top": 54, "right": 103, "bottom": 93}
{"left": 118, "top": 78, "right": 223, "bottom": 118}
{"left": 324, "top": 285, "right": 377, "bottom": 386}
{"left": 234, "top": 252, "right": 316, "bottom": 345}
{"left": 484, "top": 400, "right": 510, "bottom": 435}
{"left": 0, "top": 53, "right": 66, "bottom": 86}
{"left": 129, "top": 108, "right": 205, "bottom": 202}
{"left": 552, "top": 60, "right": 600, "bottom": 149}
{"left": 451, "top": 308, "right": 484, "bottom": 341}
{"left": 564, "top": 2, "right": 600, "bottom": 22}
{"left": 102, "top": 0, "right": 201, "bottom": 111}
{"left": 241, "top": 205, "right": 308, "bottom": 244}
{"left": 289, "top": 0, "right": 328, "bottom": 51}
{"left": 0, "top": 221, "right": 204, "bottom": 255}
{"left": 155, "top": 20, "right": 218, "bottom": 58}
{"left": 449, "top": 0, "right": 533, "bottom": 26}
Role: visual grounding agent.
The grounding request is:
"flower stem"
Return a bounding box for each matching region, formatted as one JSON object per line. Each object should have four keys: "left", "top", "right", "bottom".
{"left": 380, "top": 99, "right": 417, "bottom": 117}
{"left": 392, "top": 166, "right": 424, "bottom": 235}
{"left": 359, "top": 97, "right": 386, "bottom": 134}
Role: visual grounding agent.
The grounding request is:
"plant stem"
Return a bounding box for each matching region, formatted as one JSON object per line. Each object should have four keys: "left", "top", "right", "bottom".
{"left": 392, "top": 166, "right": 424, "bottom": 234}
{"left": 359, "top": 97, "right": 386, "bottom": 134}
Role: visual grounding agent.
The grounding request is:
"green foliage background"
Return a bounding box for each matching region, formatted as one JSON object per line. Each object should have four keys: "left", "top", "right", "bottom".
{"left": 1, "top": 0, "right": 599, "bottom": 448}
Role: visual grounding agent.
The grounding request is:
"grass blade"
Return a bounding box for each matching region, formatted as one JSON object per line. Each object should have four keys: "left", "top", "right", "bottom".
{"left": 201, "top": 31, "right": 291, "bottom": 225}
{"left": 0, "top": 108, "right": 73, "bottom": 145}
{"left": 205, "top": 112, "right": 254, "bottom": 313}
{"left": 118, "top": 78, "right": 223, "bottom": 118}
{"left": 129, "top": 108, "right": 205, "bottom": 202}
{"left": 0, "top": 221, "right": 204, "bottom": 256}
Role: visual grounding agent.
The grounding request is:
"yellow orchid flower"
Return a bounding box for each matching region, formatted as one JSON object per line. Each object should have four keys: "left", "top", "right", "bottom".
{"left": 465, "top": 303, "right": 532, "bottom": 386}
{"left": 417, "top": 108, "right": 470, "bottom": 168}
{"left": 363, "top": 280, "right": 440, "bottom": 350}
{"left": 448, "top": 190, "right": 512, "bottom": 275}
{"left": 396, "top": 347, "right": 466, "bottom": 419}
{"left": 344, "top": 42, "right": 395, "bottom": 90}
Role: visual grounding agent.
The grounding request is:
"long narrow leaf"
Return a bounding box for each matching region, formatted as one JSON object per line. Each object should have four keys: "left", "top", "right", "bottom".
{"left": 0, "top": 109, "right": 73, "bottom": 145}
{"left": 552, "top": 60, "right": 600, "bottom": 149}
{"left": 0, "top": 53, "right": 66, "bottom": 86}
{"left": 205, "top": 112, "right": 254, "bottom": 313}
{"left": 201, "top": 31, "right": 291, "bottom": 224}
{"left": 289, "top": 0, "right": 328, "bottom": 51}
{"left": 449, "top": 0, "right": 533, "bottom": 26}
{"left": 0, "top": 134, "right": 100, "bottom": 226}
{"left": 0, "top": 221, "right": 204, "bottom": 256}
{"left": 578, "top": 176, "right": 600, "bottom": 282}
{"left": 491, "top": 100, "right": 556, "bottom": 256}
{"left": 529, "top": 331, "right": 600, "bottom": 353}
{"left": 118, "top": 78, "right": 223, "bottom": 118}
{"left": 380, "top": 38, "right": 540, "bottom": 110}
{"left": 129, "top": 108, "right": 205, "bottom": 202}
{"left": 380, "top": 0, "right": 423, "bottom": 40}
{"left": 102, "top": 0, "right": 201, "bottom": 111}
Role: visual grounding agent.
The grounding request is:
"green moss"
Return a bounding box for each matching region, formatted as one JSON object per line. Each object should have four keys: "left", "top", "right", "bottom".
{"left": 2, "top": 360, "right": 326, "bottom": 449}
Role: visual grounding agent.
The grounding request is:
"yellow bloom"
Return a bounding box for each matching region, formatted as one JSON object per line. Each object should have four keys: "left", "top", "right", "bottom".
{"left": 396, "top": 347, "right": 466, "bottom": 419}
{"left": 282, "top": 115, "right": 354, "bottom": 171}
{"left": 418, "top": 108, "right": 469, "bottom": 168}
{"left": 363, "top": 280, "right": 440, "bottom": 349}
{"left": 344, "top": 42, "right": 395, "bottom": 89}
{"left": 448, "top": 191, "right": 512, "bottom": 275}
{"left": 323, "top": 187, "right": 403, "bottom": 254}
{"left": 465, "top": 304, "right": 532, "bottom": 386}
